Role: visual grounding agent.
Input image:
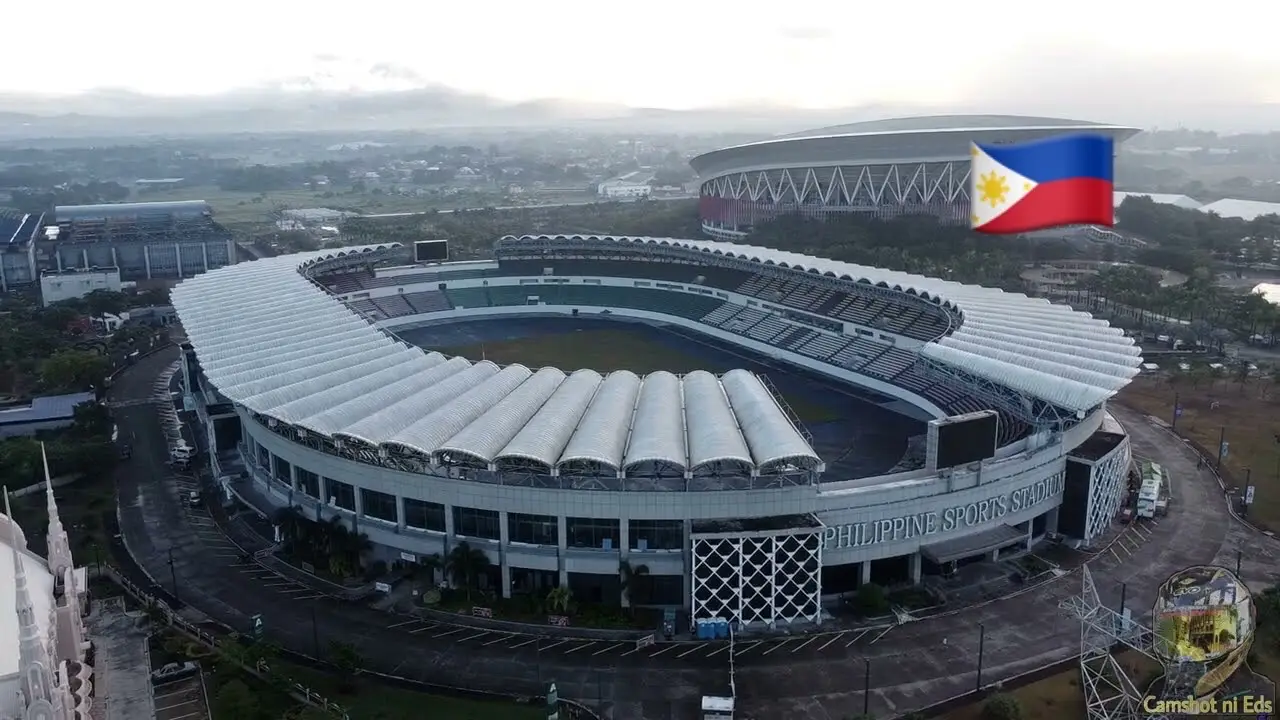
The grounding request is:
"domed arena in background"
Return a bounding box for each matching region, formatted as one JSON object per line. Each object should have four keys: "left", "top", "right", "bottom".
{"left": 1153, "top": 565, "right": 1256, "bottom": 698}
{"left": 689, "top": 115, "right": 1140, "bottom": 240}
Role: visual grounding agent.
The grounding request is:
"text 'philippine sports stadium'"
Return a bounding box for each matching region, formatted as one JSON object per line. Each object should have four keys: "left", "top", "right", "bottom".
{"left": 690, "top": 115, "right": 1140, "bottom": 239}
{"left": 172, "top": 234, "right": 1139, "bottom": 627}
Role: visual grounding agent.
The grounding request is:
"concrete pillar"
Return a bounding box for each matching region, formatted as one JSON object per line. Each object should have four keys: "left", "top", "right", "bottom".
{"left": 1046, "top": 506, "right": 1060, "bottom": 535}
{"left": 287, "top": 463, "right": 297, "bottom": 506}
{"left": 315, "top": 477, "right": 327, "bottom": 521}
{"left": 55, "top": 251, "right": 62, "bottom": 272}
{"left": 202, "top": 242, "right": 210, "bottom": 272}
{"left": 396, "top": 497, "right": 406, "bottom": 530}
{"left": 143, "top": 245, "right": 152, "bottom": 279}
{"left": 227, "top": 238, "right": 236, "bottom": 267}
{"left": 81, "top": 248, "right": 89, "bottom": 269}
{"left": 352, "top": 485, "right": 363, "bottom": 515}
{"left": 910, "top": 553, "right": 922, "bottom": 584}
{"left": 110, "top": 246, "right": 118, "bottom": 269}
{"left": 556, "top": 516, "right": 569, "bottom": 588}
{"left": 860, "top": 561, "right": 872, "bottom": 586}
{"left": 0, "top": 261, "right": 6, "bottom": 293}
{"left": 619, "top": 519, "right": 631, "bottom": 607}
{"left": 174, "top": 243, "right": 183, "bottom": 279}
{"left": 498, "top": 511, "right": 511, "bottom": 599}
{"left": 444, "top": 505, "right": 456, "bottom": 558}
{"left": 1026, "top": 521, "right": 1035, "bottom": 550}
{"left": 681, "top": 518, "right": 693, "bottom": 609}
{"left": 988, "top": 549, "right": 999, "bottom": 562}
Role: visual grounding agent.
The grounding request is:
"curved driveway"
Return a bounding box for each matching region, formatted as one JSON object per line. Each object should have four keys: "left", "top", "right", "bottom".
{"left": 111, "top": 348, "right": 1277, "bottom": 719}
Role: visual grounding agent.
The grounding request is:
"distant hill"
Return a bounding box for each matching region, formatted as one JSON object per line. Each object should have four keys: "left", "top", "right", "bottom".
{"left": 1, "top": 87, "right": 1277, "bottom": 140}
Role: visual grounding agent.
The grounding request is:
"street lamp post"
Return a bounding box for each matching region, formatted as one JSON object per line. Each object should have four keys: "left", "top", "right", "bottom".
{"left": 975, "top": 623, "right": 986, "bottom": 692}
{"left": 863, "top": 659, "right": 871, "bottom": 716}
{"left": 167, "top": 549, "right": 179, "bottom": 601}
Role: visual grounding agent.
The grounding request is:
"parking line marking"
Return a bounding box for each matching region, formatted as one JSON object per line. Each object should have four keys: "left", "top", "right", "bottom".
{"left": 482, "top": 634, "right": 513, "bottom": 646}
{"left": 564, "top": 642, "right": 596, "bottom": 655}
{"left": 431, "top": 627, "right": 465, "bottom": 639}
{"left": 387, "top": 619, "right": 419, "bottom": 629}
{"left": 293, "top": 594, "right": 325, "bottom": 601}
{"left": 816, "top": 632, "right": 846, "bottom": 652}
{"left": 704, "top": 644, "right": 730, "bottom": 658}
{"left": 676, "top": 644, "right": 705, "bottom": 658}
{"left": 508, "top": 637, "right": 539, "bottom": 649}
{"left": 591, "top": 643, "right": 624, "bottom": 656}
{"left": 762, "top": 640, "right": 792, "bottom": 655}
{"left": 869, "top": 626, "right": 894, "bottom": 645}
{"left": 278, "top": 588, "right": 312, "bottom": 595}
{"left": 1110, "top": 547, "right": 1122, "bottom": 563}
{"left": 790, "top": 636, "right": 819, "bottom": 654}
{"left": 648, "top": 644, "right": 678, "bottom": 658}
{"left": 408, "top": 624, "right": 438, "bottom": 635}
{"left": 846, "top": 629, "right": 870, "bottom": 648}
{"left": 540, "top": 640, "right": 567, "bottom": 652}
{"left": 734, "top": 641, "right": 761, "bottom": 656}
{"left": 459, "top": 632, "right": 490, "bottom": 642}
{"left": 619, "top": 645, "right": 644, "bottom": 657}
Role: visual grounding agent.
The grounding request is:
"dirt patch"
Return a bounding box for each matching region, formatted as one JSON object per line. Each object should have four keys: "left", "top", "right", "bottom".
{"left": 1117, "top": 375, "right": 1280, "bottom": 531}
{"left": 939, "top": 652, "right": 1157, "bottom": 720}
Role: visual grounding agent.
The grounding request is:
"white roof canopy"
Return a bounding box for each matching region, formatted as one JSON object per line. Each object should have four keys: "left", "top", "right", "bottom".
{"left": 170, "top": 247, "right": 821, "bottom": 480}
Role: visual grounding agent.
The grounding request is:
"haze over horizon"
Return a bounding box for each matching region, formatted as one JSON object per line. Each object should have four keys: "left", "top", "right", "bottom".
{"left": 3, "top": 0, "right": 1278, "bottom": 134}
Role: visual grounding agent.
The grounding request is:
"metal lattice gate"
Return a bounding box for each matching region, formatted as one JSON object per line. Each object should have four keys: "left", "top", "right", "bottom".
{"left": 690, "top": 529, "right": 822, "bottom": 628}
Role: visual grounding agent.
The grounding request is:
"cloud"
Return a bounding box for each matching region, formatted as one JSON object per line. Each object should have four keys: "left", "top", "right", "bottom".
{"left": 777, "top": 26, "right": 833, "bottom": 42}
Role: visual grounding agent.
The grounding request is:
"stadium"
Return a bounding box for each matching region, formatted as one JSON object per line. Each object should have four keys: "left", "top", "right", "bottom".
{"left": 171, "top": 232, "right": 1140, "bottom": 627}
{"left": 690, "top": 114, "right": 1141, "bottom": 239}
{"left": 0, "top": 200, "right": 235, "bottom": 294}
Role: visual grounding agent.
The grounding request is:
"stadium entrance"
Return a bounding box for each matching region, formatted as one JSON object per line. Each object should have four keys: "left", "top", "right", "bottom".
{"left": 690, "top": 515, "right": 824, "bottom": 628}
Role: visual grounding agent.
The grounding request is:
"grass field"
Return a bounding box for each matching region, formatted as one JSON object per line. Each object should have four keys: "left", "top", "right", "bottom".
{"left": 940, "top": 652, "right": 1158, "bottom": 720}
{"left": 1117, "top": 374, "right": 1280, "bottom": 531}
{"left": 130, "top": 184, "right": 594, "bottom": 228}
{"left": 439, "top": 328, "right": 843, "bottom": 425}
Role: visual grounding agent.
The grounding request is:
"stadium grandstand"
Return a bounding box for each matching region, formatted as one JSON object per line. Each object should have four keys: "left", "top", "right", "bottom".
{"left": 0, "top": 209, "right": 45, "bottom": 292}
{"left": 9, "top": 200, "right": 237, "bottom": 286}
{"left": 689, "top": 114, "right": 1141, "bottom": 239}
{"left": 172, "top": 236, "right": 1138, "bottom": 626}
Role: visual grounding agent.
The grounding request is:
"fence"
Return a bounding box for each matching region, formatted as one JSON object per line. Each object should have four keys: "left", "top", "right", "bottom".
{"left": 96, "top": 564, "right": 352, "bottom": 719}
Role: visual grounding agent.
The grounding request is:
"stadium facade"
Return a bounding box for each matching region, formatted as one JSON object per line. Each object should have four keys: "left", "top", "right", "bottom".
{"left": 0, "top": 200, "right": 235, "bottom": 293}
{"left": 174, "top": 237, "right": 1136, "bottom": 627}
{"left": 689, "top": 115, "right": 1142, "bottom": 240}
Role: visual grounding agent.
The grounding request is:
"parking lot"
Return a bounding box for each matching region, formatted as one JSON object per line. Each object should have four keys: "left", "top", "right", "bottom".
{"left": 153, "top": 675, "right": 211, "bottom": 720}
{"left": 380, "top": 617, "right": 897, "bottom": 661}
{"left": 1083, "top": 520, "right": 1157, "bottom": 569}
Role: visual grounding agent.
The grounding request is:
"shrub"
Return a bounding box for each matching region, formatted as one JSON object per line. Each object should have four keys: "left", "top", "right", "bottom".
{"left": 981, "top": 693, "right": 1023, "bottom": 720}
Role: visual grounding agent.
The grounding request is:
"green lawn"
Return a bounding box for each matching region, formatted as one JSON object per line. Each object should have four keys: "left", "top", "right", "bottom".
{"left": 268, "top": 659, "right": 545, "bottom": 720}
{"left": 440, "top": 328, "right": 841, "bottom": 424}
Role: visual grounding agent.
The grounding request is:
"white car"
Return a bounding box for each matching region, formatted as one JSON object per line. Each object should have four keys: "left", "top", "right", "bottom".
{"left": 151, "top": 661, "right": 198, "bottom": 682}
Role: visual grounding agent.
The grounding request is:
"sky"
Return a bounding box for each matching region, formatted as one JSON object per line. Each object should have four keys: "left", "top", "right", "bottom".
{"left": 4, "top": 0, "right": 1278, "bottom": 110}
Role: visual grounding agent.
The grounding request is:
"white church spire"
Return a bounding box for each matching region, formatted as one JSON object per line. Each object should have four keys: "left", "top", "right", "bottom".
{"left": 43, "top": 443, "right": 74, "bottom": 580}
{"left": 6, "top": 487, "right": 54, "bottom": 705}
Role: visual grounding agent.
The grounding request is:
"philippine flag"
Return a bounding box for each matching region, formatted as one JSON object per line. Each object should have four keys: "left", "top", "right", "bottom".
{"left": 969, "top": 134, "right": 1115, "bottom": 234}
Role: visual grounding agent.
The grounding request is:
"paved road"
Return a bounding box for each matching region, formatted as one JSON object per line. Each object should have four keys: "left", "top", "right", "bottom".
{"left": 111, "top": 348, "right": 1278, "bottom": 719}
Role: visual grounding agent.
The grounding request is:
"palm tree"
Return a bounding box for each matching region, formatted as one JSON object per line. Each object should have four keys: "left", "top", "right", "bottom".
{"left": 619, "top": 560, "right": 650, "bottom": 609}
{"left": 415, "top": 553, "right": 443, "bottom": 587}
{"left": 446, "top": 542, "right": 492, "bottom": 601}
{"left": 272, "top": 505, "right": 305, "bottom": 550}
{"left": 547, "top": 584, "right": 573, "bottom": 614}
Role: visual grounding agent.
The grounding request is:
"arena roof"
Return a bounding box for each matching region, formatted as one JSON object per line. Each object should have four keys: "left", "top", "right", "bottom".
{"left": 500, "top": 234, "right": 1142, "bottom": 412}
{"left": 171, "top": 247, "right": 824, "bottom": 479}
{"left": 55, "top": 200, "right": 211, "bottom": 223}
{"left": 689, "top": 114, "right": 1141, "bottom": 181}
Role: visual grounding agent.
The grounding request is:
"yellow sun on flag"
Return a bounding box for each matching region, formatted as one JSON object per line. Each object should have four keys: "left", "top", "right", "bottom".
{"left": 977, "top": 171, "right": 1010, "bottom": 208}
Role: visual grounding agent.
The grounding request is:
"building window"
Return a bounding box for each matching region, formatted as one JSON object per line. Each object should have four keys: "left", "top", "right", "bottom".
{"left": 361, "top": 488, "right": 397, "bottom": 523}
{"left": 630, "top": 520, "right": 683, "bottom": 551}
{"left": 567, "top": 517, "right": 620, "bottom": 550}
{"left": 453, "top": 507, "right": 500, "bottom": 540}
{"left": 272, "top": 456, "right": 291, "bottom": 486}
{"left": 296, "top": 468, "right": 320, "bottom": 499}
{"left": 257, "top": 445, "right": 270, "bottom": 470}
{"left": 327, "top": 479, "right": 355, "bottom": 511}
{"left": 509, "top": 513, "right": 557, "bottom": 546}
{"left": 403, "top": 499, "right": 446, "bottom": 532}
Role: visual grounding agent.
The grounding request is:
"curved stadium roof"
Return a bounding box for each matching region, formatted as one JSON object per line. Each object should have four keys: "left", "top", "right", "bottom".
{"left": 171, "top": 247, "right": 823, "bottom": 479}
{"left": 171, "top": 239, "right": 1141, "bottom": 483}
{"left": 689, "top": 114, "right": 1141, "bottom": 180}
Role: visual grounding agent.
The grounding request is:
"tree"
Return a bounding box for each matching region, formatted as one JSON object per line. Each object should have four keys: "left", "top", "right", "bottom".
{"left": 981, "top": 693, "right": 1023, "bottom": 720}
{"left": 619, "top": 559, "right": 650, "bottom": 608}
{"left": 853, "top": 583, "right": 889, "bottom": 617}
{"left": 327, "top": 640, "right": 364, "bottom": 693}
{"left": 214, "top": 679, "right": 260, "bottom": 720}
{"left": 547, "top": 585, "right": 573, "bottom": 614}
{"left": 70, "top": 400, "right": 112, "bottom": 437}
{"left": 446, "top": 541, "right": 492, "bottom": 600}
{"left": 81, "top": 290, "right": 128, "bottom": 318}
{"left": 39, "top": 349, "right": 108, "bottom": 393}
